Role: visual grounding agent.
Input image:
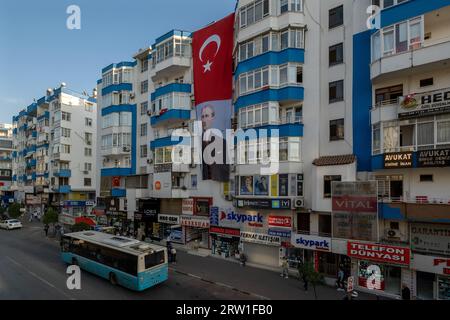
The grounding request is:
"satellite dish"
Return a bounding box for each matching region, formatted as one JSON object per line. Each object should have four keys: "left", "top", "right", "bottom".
{"left": 60, "top": 82, "right": 66, "bottom": 88}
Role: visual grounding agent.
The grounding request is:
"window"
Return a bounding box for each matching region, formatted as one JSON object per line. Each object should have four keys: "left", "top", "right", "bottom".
{"left": 140, "top": 145, "right": 148, "bottom": 158}
{"left": 61, "top": 144, "right": 71, "bottom": 154}
{"left": 420, "top": 78, "right": 433, "bottom": 87}
{"left": 140, "top": 102, "right": 148, "bottom": 115}
{"left": 329, "top": 43, "right": 343, "bottom": 66}
{"left": 279, "top": 174, "right": 289, "bottom": 196}
{"left": 329, "top": 5, "right": 343, "bottom": 29}
{"left": 329, "top": 80, "right": 344, "bottom": 103}
{"left": 85, "top": 148, "right": 92, "bottom": 157}
{"left": 62, "top": 112, "right": 71, "bottom": 121}
{"left": 240, "top": 0, "right": 269, "bottom": 29}
{"left": 61, "top": 128, "right": 71, "bottom": 138}
{"left": 141, "top": 80, "right": 148, "bottom": 94}
{"left": 324, "top": 175, "right": 341, "bottom": 198}
{"left": 85, "top": 118, "right": 93, "bottom": 127}
{"left": 84, "top": 163, "right": 92, "bottom": 171}
{"left": 191, "top": 174, "right": 198, "bottom": 189}
{"left": 84, "top": 178, "right": 92, "bottom": 186}
{"left": 330, "top": 119, "right": 345, "bottom": 141}
{"left": 140, "top": 123, "right": 147, "bottom": 137}
{"left": 280, "top": 0, "right": 289, "bottom": 14}
{"left": 420, "top": 175, "right": 433, "bottom": 182}
{"left": 141, "top": 58, "right": 148, "bottom": 72}
{"left": 85, "top": 133, "right": 93, "bottom": 145}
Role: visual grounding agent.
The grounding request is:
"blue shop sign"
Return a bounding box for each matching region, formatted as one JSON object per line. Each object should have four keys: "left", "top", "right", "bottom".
{"left": 268, "top": 229, "right": 291, "bottom": 238}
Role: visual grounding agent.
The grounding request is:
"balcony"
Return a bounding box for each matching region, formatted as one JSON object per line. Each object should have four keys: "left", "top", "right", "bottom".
{"left": 371, "top": 8, "right": 450, "bottom": 81}
{"left": 371, "top": 99, "right": 399, "bottom": 124}
{"left": 150, "top": 109, "right": 191, "bottom": 127}
{"left": 378, "top": 198, "right": 450, "bottom": 222}
{"left": 101, "top": 146, "right": 131, "bottom": 157}
{"left": 56, "top": 185, "right": 71, "bottom": 194}
{"left": 171, "top": 187, "right": 190, "bottom": 199}
{"left": 54, "top": 169, "right": 72, "bottom": 178}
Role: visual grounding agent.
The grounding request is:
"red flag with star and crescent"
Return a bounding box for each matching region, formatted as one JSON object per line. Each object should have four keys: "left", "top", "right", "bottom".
{"left": 192, "top": 13, "right": 235, "bottom": 105}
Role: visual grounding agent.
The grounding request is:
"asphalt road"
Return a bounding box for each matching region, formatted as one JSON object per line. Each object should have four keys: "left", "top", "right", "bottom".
{"left": 0, "top": 223, "right": 252, "bottom": 300}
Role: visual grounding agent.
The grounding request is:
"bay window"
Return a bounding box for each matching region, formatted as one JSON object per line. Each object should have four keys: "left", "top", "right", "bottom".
{"left": 154, "top": 147, "right": 173, "bottom": 164}
{"left": 240, "top": 0, "right": 270, "bottom": 29}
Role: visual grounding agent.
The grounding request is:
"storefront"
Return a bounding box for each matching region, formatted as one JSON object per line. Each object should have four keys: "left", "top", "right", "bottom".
{"left": 210, "top": 226, "right": 240, "bottom": 259}
{"left": 347, "top": 241, "right": 411, "bottom": 298}
{"left": 240, "top": 231, "right": 281, "bottom": 268}
{"left": 105, "top": 198, "right": 128, "bottom": 231}
{"left": 412, "top": 254, "right": 450, "bottom": 300}
{"left": 135, "top": 199, "right": 160, "bottom": 241}
{"left": 157, "top": 214, "right": 181, "bottom": 241}
{"left": 181, "top": 215, "right": 210, "bottom": 249}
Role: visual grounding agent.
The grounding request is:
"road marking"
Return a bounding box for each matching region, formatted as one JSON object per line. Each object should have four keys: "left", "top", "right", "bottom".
{"left": 169, "top": 267, "right": 270, "bottom": 300}
{"left": 6, "top": 256, "right": 76, "bottom": 300}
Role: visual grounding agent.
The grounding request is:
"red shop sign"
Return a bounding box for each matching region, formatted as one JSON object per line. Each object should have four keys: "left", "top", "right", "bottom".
{"left": 332, "top": 196, "right": 377, "bottom": 213}
{"left": 210, "top": 226, "right": 240, "bottom": 237}
{"left": 268, "top": 215, "right": 291, "bottom": 228}
{"left": 347, "top": 241, "right": 410, "bottom": 266}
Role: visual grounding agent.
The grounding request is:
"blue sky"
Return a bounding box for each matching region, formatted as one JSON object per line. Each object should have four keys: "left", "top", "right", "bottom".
{"left": 0, "top": 0, "right": 236, "bottom": 123}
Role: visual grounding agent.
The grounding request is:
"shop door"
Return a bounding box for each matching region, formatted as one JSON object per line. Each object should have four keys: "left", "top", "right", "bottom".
{"left": 416, "top": 272, "right": 435, "bottom": 300}
{"left": 244, "top": 243, "right": 279, "bottom": 268}
{"left": 384, "top": 266, "right": 401, "bottom": 295}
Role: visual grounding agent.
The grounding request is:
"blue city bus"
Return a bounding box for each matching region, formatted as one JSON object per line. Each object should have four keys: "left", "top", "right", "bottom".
{"left": 61, "top": 231, "right": 168, "bottom": 291}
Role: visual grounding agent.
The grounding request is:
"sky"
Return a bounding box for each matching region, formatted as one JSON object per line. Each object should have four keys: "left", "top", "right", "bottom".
{"left": 0, "top": 0, "right": 236, "bottom": 123}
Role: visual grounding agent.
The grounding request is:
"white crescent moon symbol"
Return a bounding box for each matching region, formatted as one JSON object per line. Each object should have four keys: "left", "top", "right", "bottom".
{"left": 199, "top": 34, "right": 221, "bottom": 62}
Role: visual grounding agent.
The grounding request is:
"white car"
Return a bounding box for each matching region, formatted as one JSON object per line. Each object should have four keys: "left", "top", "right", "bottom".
{"left": 0, "top": 219, "right": 23, "bottom": 230}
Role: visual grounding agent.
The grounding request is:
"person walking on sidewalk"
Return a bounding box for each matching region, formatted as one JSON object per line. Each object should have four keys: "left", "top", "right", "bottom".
{"left": 281, "top": 257, "right": 289, "bottom": 279}
{"left": 240, "top": 252, "right": 247, "bottom": 267}
{"left": 171, "top": 247, "right": 177, "bottom": 264}
{"left": 337, "top": 267, "right": 345, "bottom": 291}
{"left": 302, "top": 273, "right": 308, "bottom": 292}
{"left": 44, "top": 224, "right": 49, "bottom": 237}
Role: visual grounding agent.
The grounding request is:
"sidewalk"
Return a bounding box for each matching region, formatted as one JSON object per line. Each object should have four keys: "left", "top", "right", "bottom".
{"left": 162, "top": 244, "right": 387, "bottom": 300}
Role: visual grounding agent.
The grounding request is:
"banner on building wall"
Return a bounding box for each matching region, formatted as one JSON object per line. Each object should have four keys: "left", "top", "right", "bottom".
{"left": 410, "top": 223, "right": 450, "bottom": 256}
{"left": 398, "top": 88, "right": 450, "bottom": 118}
{"left": 193, "top": 13, "right": 234, "bottom": 182}
{"left": 331, "top": 181, "right": 378, "bottom": 242}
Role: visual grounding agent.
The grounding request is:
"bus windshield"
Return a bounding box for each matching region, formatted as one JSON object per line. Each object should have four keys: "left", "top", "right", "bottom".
{"left": 144, "top": 250, "right": 165, "bottom": 270}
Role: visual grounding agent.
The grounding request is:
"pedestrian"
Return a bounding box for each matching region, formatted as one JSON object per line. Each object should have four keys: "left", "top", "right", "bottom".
{"left": 280, "top": 257, "right": 289, "bottom": 279}
{"left": 171, "top": 247, "right": 177, "bottom": 264}
{"left": 401, "top": 285, "right": 411, "bottom": 300}
{"left": 240, "top": 252, "right": 246, "bottom": 267}
{"left": 302, "top": 273, "right": 308, "bottom": 292}
{"left": 337, "top": 267, "right": 345, "bottom": 291}
{"left": 44, "top": 224, "right": 49, "bottom": 237}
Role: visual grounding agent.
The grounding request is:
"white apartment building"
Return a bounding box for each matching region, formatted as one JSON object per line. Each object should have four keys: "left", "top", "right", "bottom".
{"left": 12, "top": 84, "right": 97, "bottom": 219}
{"left": 0, "top": 123, "right": 14, "bottom": 205}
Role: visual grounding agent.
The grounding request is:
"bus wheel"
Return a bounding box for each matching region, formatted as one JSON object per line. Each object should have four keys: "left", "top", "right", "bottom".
{"left": 109, "top": 273, "right": 118, "bottom": 286}
{"left": 72, "top": 258, "right": 78, "bottom": 266}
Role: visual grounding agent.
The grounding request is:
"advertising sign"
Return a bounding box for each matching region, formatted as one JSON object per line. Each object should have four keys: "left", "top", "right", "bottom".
{"left": 268, "top": 229, "right": 291, "bottom": 238}
{"left": 240, "top": 231, "right": 281, "bottom": 246}
{"left": 417, "top": 148, "right": 450, "bottom": 167}
{"left": 211, "top": 207, "right": 263, "bottom": 228}
{"left": 153, "top": 172, "right": 171, "bottom": 198}
{"left": 268, "top": 215, "right": 292, "bottom": 228}
{"left": 181, "top": 215, "right": 210, "bottom": 228}
{"left": 383, "top": 152, "right": 413, "bottom": 169}
{"left": 182, "top": 199, "right": 194, "bottom": 215}
{"left": 398, "top": 88, "right": 450, "bottom": 119}
{"left": 347, "top": 241, "right": 410, "bottom": 266}
{"left": 291, "top": 234, "right": 332, "bottom": 252}
{"left": 332, "top": 181, "right": 378, "bottom": 242}
{"left": 410, "top": 223, "right": 450, "bottom": 255}
{"left": 26, "top": 194, "right": 41, "bottom": 205}
{"left": 236, "top": 198, "right": 291, "bottom": 210}
{"left": 411, "top": 254, "right": 450, "bottom": 276}
{"left": 209, "top": 226, "right": 240, "bottom": 237}
{"left": 347, "top": 276, "right": 354, "bottom": 293}
{"left": 158, "top": 214, "right": 180, "bottom": 225}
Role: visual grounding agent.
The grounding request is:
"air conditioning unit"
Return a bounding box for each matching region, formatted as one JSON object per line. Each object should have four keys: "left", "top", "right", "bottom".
{"left": 293, "top": 197, "right": 304, "bottom": 209}
{"left": 129, "top": 93, "right": 135, "bottom": 100}
{"left": 123, "top": 146, "right": 130, "bottom": 152}
{"left": 147, "top": 158, "right": 153, "bottom": 164}
{"left": 147, "top": 110, "right": 152, "bottom": 116}
{"left": 385, "top": 229, "right": 401, "bottom": 239}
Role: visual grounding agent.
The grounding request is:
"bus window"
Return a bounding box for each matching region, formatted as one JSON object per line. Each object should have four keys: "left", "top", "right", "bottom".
{"left": 61, "top": 236, "right": 71, "bottom": 252}
{"left": 145, "top": 251, "right": 165, "bottom": 269}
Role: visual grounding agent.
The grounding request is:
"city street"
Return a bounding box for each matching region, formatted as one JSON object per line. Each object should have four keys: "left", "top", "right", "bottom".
{"left": 0, "top": 220, "right": 383, "bottom": 300}
{"left": 0, "top": 220, "right": 252, "bottom": 300}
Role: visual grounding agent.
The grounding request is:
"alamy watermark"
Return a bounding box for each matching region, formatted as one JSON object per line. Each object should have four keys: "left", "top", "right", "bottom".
{"left": 66, "top": 5, "right": 81, "bottom": 30}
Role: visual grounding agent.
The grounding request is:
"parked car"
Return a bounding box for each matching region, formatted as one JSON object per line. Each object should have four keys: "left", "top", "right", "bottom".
{"left": 0, "top": 219, "right": 23, "bottom": 230}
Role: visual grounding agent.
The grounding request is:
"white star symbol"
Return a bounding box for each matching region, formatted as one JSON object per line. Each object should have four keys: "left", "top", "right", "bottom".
{"left": 203, "top": 60, "right": 213, "bottom": 73}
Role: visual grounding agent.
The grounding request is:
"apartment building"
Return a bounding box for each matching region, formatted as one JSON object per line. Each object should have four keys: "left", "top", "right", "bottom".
{"left": 12, "top": 84, "right": 97, "bottom": 220}
{"left": 0, "top": 124, "right": 14, "bottom": 205}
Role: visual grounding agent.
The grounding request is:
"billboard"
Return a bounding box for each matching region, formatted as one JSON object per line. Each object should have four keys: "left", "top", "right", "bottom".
{"left": 193, "top": 13, "right": 234, "bottom": 182}
{"left": 332, "top": 181, "right": 378, "bottom": 242}
{"left": 410, "top": 223, "right": 450, "bottom": 256}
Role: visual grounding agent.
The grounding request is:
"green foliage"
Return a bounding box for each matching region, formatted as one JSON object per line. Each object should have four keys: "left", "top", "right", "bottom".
{"left": 71, "top": 222, "right": 91, "bottom": 232}
{"left": 42, "top": 208, "right": 59, "bottom": 225}
{"left": 297, "top": 261, "right": 324, "bottom": 300}
{"left": 8, "top": 203, "right": 22, "bottom": 219}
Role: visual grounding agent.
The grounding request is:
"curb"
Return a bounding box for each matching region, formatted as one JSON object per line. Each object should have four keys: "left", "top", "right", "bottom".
{"left": 169, "top": 267, "right": 270, "bottom": 300}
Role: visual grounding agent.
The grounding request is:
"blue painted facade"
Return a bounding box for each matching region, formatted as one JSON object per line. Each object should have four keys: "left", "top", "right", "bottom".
{"left": 101, "top": 168, "right": 133, "bottom": 177}
{"left": 352, "top": 30, "right": 374, "bottom": 172}
{"left": 54, "top": 169, "right": 72, "bottom": 178}
{"left": 150, "top": 135, "right": 191, "bottom": 150}
{"left": 150, "top": 83, "right": 191, "bottom": 101}
{"left": 111, "top": 188, "right": 127, "bottom": 197}
{"left": 234, "top": 123, "right": 303, "bottom": 143}
{"left": 101, "top": 83, "right": 133, "bottom": 96}
{"left": 153, "top": 29, "right": 192, "bottom": 48}
{"left": 102, "top": 61, "right": 137, "bottom": 74}
{"left": 150, "top": 109, "right": 191, "bottom": 126}
{"left": 235, "top": 48, "right": 305, "bottom": 78}
{"left": 234, "top": 87, "right": 304, "bottom": 112}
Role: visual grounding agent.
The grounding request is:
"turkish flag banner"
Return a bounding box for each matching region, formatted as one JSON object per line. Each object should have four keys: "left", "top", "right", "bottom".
{"left": 192, "top": 13, "right": 234, "bottom": 182}
{"left": 192, "top": 13, "right": 235, "bottom": 105}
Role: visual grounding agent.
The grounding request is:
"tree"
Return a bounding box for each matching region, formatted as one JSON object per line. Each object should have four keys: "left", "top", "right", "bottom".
{"left": 8, "top": 203, "right": 22, "bottom": 219}
{"left": 42, "top": 207, "right": 59, "bottom": 226}
{"left": 298, "top": 261, "right": 324, "bottom": 300}
{"left": 71, "top": 222, "right": 91, "bottom": 232}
